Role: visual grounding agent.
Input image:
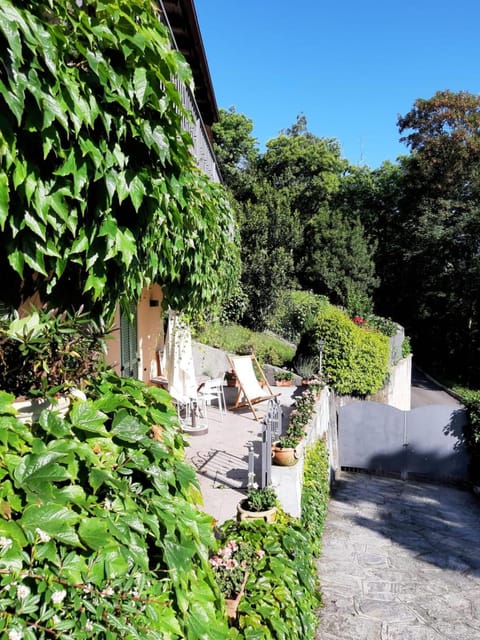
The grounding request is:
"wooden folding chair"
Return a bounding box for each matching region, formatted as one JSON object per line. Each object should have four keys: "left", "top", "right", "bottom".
{"left": 227, "top": 353, "right": 280, "bottom": 421}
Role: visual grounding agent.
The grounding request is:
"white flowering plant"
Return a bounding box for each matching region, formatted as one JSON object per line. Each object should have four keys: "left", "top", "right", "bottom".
{"left": 0, "top": 371, "right": 229, "bottom": 638}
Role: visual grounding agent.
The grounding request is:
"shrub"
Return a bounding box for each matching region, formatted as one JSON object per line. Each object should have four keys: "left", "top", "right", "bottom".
{"left": 301, "top": 438, "right": 330, "bottom": 556}
{"left": 193, "top": 323, "right": 295, "bottom": 367}
{"left": 364, "top": 313, "right": 399, "bottom": 337}
{"left": 0, "top": 372, "right": 229, "bottom": 639}
{"left": 295, "top": 306, "right": 390, "bottom": 396}
{"left": 0, "top": 307, "right": 107, "bottom": 399}
{"left": 266, "top": 290, "right": 330, "bottom": 344}
{"left": 218, "top": 519, "right": 321, "bottom": 638}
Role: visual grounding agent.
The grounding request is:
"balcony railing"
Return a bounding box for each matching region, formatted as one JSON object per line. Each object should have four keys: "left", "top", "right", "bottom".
{"left": 157, "top": 1, "right": 222, "bottom": 183}
{"left": 174, "top": 78, "right": 221, "bottom": 183}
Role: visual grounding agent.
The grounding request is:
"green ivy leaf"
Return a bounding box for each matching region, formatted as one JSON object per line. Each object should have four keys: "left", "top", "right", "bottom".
{"left": 69, "top": 401, "right": 108, "bottom": 435}
{"left": 0, "top": 172, "right": 9, "bottom": 230}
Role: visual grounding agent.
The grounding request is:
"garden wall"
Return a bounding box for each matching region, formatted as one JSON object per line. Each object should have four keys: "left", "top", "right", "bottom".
{"left": 272, "top": 387, "right": 338, "bottom": 517}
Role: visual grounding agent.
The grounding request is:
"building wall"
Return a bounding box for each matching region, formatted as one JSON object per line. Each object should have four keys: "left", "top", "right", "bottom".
{"left": 106, "top": 284, "right": 164, "bottom": 383}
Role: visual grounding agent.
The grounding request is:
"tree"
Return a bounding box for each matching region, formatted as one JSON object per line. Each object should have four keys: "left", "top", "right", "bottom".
{"left": 212, "top": 106, "right": 258, "bottom": 197}
{"left": 0, "top": 0, "right": 238, "bottom": 321}
{"left": 379, "top": 91, "right": 480, "bottom": 383}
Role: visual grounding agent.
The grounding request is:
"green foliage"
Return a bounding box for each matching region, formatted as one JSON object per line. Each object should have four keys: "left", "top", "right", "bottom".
{"left": 0, "top": 372, "right": 229, "bottom": 638}
{"left": 219, "top": 520, "right": 321, "bottom": 639}
{"left": 0, "top": 307, "right": 107, "bottom": 398}
{"left": 209, "top": 538, "right": 259, "bottom": 601}
{"left": 212, "top": 107, "right": 258, "bottom": 196}
{"left": 0, "top": 0, "right": 238, "bottom": 320}
{"left": 193, "top": 323, "right": 295, "bottom": 367}
{"left": 273, "top": 370, "right": 294, "bottom": 381}
{"left": 364, "top": 314, "right": 399, "bottom": 337}
{"left": 300, "top": 206, "right": 378, "bottom": 312}
{"left": 401, "top": 336, "right": 412, "bottom": 358}
{"left": 266, "top": 290, "right": 330, "bottom": 343}
{"left": 301, "top": 438, "right": 330, "bottom": 557}
{"left": 243, "top": 486, "right": 277, "bottom": 512}
{"left": 296, "top": 306, "right": 390, "bottom": 396}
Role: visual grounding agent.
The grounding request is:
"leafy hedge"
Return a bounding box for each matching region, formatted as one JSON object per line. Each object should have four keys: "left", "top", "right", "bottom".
{"left": 265, "top": 290, "right": 330, "bottom": 344}
{"left": 295, "top": 306, "right": 390, "bottom": 396}
{"left": 218, "top": 519, "right": 321, "bottom": 639}
{"left": 301, "top": 438, "right": 330, "bottom": 557}
{"left": 0, "top": 372, "right": 229, "bottom": 639}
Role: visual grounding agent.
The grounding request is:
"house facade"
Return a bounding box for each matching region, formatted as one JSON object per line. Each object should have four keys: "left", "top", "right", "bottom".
{"left": 106, "top": 0, "right": 222, "bottom": 384}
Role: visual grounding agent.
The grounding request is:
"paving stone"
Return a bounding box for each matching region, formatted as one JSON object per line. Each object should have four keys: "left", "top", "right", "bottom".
{"left": 383, "top": 623, "right": 443, "bottom": 639}
{"left": 317, "top": 473, "right": 480, "bottom": 638}
{"left": 355, "top": 598, "right": 419, "bottom": 624}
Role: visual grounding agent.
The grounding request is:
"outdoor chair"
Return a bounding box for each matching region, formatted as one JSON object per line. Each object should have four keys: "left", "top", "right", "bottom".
{"left": 197, "top": 377, "right": 226, "bottom": 422}
{"left": 227, "top": 354, "right": 280, "bottom": 421}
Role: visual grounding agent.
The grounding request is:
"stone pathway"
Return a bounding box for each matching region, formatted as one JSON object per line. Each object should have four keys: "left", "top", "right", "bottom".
{"left": 317, "top": 472, "right": 480, "bottom": 639}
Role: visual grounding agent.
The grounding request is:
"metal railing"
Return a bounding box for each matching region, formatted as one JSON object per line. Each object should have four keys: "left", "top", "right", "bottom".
{"left": 157, "top": 1, "right": 221, "bottom": 183}
{"left": 260, "top": 398, "right": 283, "bottom": 489}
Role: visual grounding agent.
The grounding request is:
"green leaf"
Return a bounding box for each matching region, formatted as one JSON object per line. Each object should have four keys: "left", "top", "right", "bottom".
{"left": 0, "top": 172, "right": 9, "bottom": 230}
{"left": 133, "top": 67, "right": 148, "bottom": 107}
{"left": 111, "top": 412, "right": 148, "bottom": 443}
{"left": 79, "top": 517, "right": 113, "bottom": 550}
{"left": 14, "top": 451, "right": 69, "bottom": 487}
{"left": 69, "top": 402, "right": 108, "bottom": 435}
{"left": 20, "top": 504, "right": 80, "bottom": 545}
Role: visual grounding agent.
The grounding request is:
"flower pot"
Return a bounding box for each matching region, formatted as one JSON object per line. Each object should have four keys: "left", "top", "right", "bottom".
{"left": 272, "top": 441, "right": 303, "bottom": 466}
{"left": 237, "top": 499, "right": 277, "bottom": 523}
{"left": 13, "top": 395, "right": 71, "bottom": 425}
{"left": 225, "top": 571, "right": 249, "bottom": 621}
{"left": 275, "top": 379, "right": 292, "bottom": 387}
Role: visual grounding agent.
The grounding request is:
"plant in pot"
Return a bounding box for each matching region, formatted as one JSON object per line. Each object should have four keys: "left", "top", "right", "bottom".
{"left": 237, "top": 485, "right": 277, "bottom": 523}
{"left": 273, "top": 369, "right": 294, "bottom": 387}
{"left": 0, "top": 306, "right": 108, "bottom": 423}
{"left": 224, "top": 369, "right": 238, "bottom": 387}
{"left": 209, "top": 537, "right": 263, "bottom": 621}
{"left": 272, "top": 434, "right": 304, "bottom": 466}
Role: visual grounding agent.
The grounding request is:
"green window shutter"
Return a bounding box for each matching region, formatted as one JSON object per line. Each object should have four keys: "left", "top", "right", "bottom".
{"left": 120, "top": 306, "right": 138, "bottom": 378}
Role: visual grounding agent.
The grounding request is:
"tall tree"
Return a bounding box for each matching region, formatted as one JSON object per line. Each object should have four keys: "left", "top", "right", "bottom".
{"left": 383, "top": 91, "right": 480, "bottom": 382}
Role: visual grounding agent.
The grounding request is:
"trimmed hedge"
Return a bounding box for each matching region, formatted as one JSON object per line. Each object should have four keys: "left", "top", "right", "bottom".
{"left": 301, "top": 438, "right": 330, "bottom": 557}
{"left": 295, "top": 306, "right": 390, "bottom": 396}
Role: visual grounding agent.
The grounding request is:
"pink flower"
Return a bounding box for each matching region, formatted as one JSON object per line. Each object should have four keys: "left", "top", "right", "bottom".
{"left": 257, "top": 549, "right": 265, "bottom": 558}
{"left": 209, "top": 556, "right": 221, "bottom": 566}
{"left": 225, "top": 559, "right": 239, "bottom": 570}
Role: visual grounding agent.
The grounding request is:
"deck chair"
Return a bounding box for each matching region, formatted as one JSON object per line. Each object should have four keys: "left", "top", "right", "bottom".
{"left": 227, "top": 354, "right": 280, "bottom": 421}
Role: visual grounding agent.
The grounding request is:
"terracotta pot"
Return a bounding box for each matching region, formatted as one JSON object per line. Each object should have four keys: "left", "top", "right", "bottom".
{"left": 272, "top": 441, "right": 303, "bottom": 466}
{"left": 225, "top": 571, "right": 249, "bottom": 621}
{"left": 237, "top": 499, "right": 277, "bottom": 523}
{"left": 275, "top": 379, "right": 292, "bottom": 387}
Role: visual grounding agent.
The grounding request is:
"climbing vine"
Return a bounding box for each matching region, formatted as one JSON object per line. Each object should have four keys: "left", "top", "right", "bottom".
{"left": 0, "top": 0, "right": 239, "bottom": 320}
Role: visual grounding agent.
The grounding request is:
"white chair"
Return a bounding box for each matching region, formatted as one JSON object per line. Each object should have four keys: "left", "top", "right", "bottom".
{"left": 198, "top": 377, "right": 226, "bottom": 422}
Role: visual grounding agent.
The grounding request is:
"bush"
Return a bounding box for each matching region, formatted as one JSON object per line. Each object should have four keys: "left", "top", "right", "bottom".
{"left": 295, "top": 306, "right": 390, "bottom": 396}
{"left": 266, "top": 290, "right": 330, "bottom": 344}
{"left": 301, "top": 439, "right": 330, "bottom": 557}
{"left": 0, "top": 372, "right": 229, "bottom": 639}
{"left": 193, "top": 323, "right": 295, "bottom": 367}
{"left": 0, "top": 307, "right": 107, "bottom": 399}
{"left": 218, "top": 519, "right": 321, "bottom": 638}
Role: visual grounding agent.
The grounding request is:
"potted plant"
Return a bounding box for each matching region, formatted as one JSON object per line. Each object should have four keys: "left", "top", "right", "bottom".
{"left": 273, "top": 370, "right": 294, "bottom": 387}
{"left": 0, "top": 306, "right": 107, "bottom": 423}
{"left": 209, "top": 538, "right": 260, "bottom": 620}
{"left": 237, "top": 485, "right": 277, "bottom": 523}
{"left": 295, "top": 356, "right": 318, "bottom": 385}
{"left": 224, "top": 369, "right": 238, "bottom": 387}
{"left": 272, "top": 435, "right": 304, "bottom": 466}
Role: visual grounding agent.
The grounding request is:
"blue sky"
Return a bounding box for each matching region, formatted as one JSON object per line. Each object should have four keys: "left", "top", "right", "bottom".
{"left": 194, "top": 0, "right": 480, "bottom": 168}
